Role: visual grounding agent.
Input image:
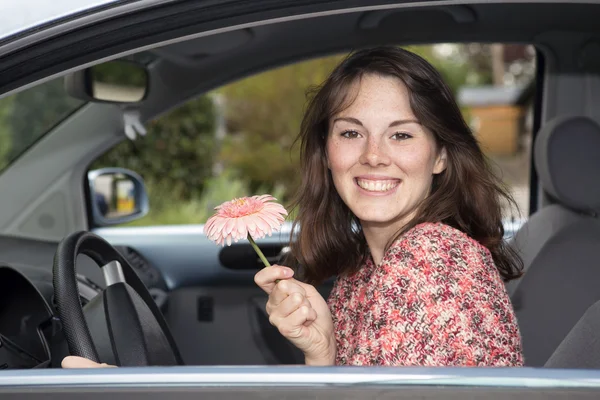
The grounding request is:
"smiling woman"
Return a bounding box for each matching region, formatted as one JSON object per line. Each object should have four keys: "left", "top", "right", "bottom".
{"left": 4, "top": 0, "right": 600, "bottom": 397}
{"left": 254, "top": 46, "right": 524, "bottom": 367}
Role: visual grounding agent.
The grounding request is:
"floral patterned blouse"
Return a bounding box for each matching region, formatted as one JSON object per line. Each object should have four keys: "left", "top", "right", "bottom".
{"left": 327, "top": 222, "right": 523, "bottom": 366}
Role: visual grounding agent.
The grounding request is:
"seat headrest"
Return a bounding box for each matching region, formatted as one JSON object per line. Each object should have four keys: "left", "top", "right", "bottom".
{"left": 535, "top": 116, "right": 600, "bottom": 214}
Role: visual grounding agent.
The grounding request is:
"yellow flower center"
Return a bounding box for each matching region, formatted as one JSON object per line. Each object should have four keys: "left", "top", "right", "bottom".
{"left": 232, "top": 198, "right": 248, "bottom": 207}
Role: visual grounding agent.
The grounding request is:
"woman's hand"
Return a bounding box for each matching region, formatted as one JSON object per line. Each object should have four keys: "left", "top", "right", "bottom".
{"left": 254, "top": 265, "right": 336, "bottom": 365}
{"left": 62, "top": 356, "right": 116, "bottom": 368}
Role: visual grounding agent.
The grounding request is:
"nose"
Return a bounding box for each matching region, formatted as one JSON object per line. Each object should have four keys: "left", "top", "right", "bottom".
{"left": 359, "top": 137, "right": 391, "bottom": 167}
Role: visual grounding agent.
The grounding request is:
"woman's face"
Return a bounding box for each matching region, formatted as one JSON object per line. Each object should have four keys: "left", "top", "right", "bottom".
{"left": 326, "top": 73, "right": 446, "bottom": 232}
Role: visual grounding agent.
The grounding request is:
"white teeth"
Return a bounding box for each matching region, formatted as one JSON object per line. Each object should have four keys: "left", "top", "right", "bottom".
{"left": 356, "top": 179, "right": 399, "bottom": 192}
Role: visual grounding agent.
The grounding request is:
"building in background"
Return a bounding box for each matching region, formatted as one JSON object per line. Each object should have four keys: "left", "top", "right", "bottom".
{"left": 458, "top": 80, "right": 534, "bottom": 156}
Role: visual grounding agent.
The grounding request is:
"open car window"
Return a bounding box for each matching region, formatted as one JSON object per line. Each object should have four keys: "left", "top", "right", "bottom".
{"left": 92, "top": 43, "right": 536, "bottom": 234}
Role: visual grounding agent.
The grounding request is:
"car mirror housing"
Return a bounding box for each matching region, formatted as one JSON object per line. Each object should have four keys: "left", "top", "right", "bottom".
{"left": 87, "top": 168, "right": 149, "bottom": 227}
{"left": 65, "top": 60, "right": 149, "bottom": 104}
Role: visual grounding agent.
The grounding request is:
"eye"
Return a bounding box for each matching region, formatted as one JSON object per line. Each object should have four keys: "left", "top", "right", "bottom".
{"left": 340, "top": 130, "right": 361, "bottom": 139}
{"left": 391, "top": 132, "right": 412, "bottom": 140}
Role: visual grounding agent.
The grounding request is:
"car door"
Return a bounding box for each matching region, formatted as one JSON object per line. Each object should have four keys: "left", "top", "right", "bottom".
{"left": 1, "top": 2, "right": 598, "bottom": 398}
{"left": 0, "top": 0, "right": 533, "bottom": 367}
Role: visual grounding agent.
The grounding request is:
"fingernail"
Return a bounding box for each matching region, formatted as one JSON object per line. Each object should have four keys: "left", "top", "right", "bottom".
{"left": 283, "top": 268, "right": 294, "bottom": 277}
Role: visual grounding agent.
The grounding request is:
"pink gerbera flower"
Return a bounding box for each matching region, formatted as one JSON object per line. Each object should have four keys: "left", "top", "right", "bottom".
{"left": 205, "top": 195, "right": 288, "bottom": 268}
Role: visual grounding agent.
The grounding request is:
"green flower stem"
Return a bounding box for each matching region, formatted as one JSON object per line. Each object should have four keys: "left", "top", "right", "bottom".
{"left": 247, "top": 233, "right": 271, "bottom": 268}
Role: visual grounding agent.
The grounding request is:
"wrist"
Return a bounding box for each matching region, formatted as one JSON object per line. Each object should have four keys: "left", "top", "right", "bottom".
{"left": 304, "top": 346, "right": 336, "bottom": 366}
{"left": 304, "top": 355, "right": 335, "bottom": 366}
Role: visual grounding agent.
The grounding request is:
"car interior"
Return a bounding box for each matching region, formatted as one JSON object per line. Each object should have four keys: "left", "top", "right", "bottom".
{"left": 1, "top": 1, "right": 600, "bottom": 374}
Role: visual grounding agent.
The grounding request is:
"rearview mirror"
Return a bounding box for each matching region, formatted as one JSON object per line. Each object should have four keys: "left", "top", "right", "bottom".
{"left": 87, "top": 168, "right": 149, "bottom": 226}
{"left": 65, "top": 60, "right": 149, "bottom": 104}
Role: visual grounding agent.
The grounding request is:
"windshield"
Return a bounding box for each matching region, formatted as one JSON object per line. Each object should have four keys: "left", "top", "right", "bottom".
{"left": 0, "top": 77, "right": 84, "bottom": 171}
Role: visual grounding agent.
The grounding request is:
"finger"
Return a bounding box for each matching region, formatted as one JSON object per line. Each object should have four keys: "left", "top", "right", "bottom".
{"left": 268, "top": 279, "right": 306, "bottom": 309}
{"left": 254, "top": 264, "right": 294, "bottom": 294}
{"left": 268, "top": 292, "right": 311, "bottom": 322}
{"left": 62, "top": 356, "right": 116, "bottom": 369}
{"left": 277, "top": 305, "right": 318, "bottom": 339}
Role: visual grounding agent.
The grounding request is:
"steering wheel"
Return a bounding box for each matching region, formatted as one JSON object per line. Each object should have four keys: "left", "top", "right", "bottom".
{"left": 53, "top": 231, "right": 182, "bottom": 366}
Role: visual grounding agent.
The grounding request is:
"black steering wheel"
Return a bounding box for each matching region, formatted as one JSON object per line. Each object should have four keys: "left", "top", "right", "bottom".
{"left": 52, "top": 231, "right": 182, "bottom": 366}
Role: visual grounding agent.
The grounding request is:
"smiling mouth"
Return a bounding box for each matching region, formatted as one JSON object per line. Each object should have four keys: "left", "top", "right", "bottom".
{"left": 355, "top": 178, "right": 400, "bottom": 193}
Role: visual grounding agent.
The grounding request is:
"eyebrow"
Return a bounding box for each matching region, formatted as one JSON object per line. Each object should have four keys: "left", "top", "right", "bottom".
{"left": 332, "top": 117, "right": 421, "bottom": 127}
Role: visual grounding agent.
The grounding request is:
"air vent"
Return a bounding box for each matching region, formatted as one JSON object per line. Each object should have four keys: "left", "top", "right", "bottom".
{"left": 120, "top": 247, "right": 150, "bottom": 272}
{"left": 117, "top": 246, "right": 165, "bottom": 289}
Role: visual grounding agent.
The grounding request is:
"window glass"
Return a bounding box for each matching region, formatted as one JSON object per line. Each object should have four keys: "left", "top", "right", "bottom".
{"left": 0, "top": 78, "right": 84, "bottom": 172}
{"left": 92, "top": 43, "right": 536, "bottom": 234}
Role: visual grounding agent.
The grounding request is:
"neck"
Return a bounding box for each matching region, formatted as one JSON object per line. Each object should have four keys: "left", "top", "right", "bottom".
{"left": 361, "top": 217, "right": 411, "bottom": 265}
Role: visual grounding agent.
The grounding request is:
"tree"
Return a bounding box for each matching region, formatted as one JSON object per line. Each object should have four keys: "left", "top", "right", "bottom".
{"left": 216, "top": 46, "right": 474, "bottom": 202}
{"left": 7, "top": 78, "right": 83, "bottom": 161}
{"left": 92, "top": 95, "right": 216, "bottom": 203}
{"left": 217, "top": 54, "right": 344, "bottom": 201}
{"left": 0, "top": 95, "right": 14, "bottom": 170}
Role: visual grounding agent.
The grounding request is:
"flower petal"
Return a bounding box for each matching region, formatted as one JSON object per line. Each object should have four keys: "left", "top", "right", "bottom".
{"left": 257, "top": 215, "right": 273, "bottom": 236}
{"left": 224, "top": 218, "right": 236, "bottom": 235}
{"left": 204, "top": 195, "right": 288, "bottom": 247}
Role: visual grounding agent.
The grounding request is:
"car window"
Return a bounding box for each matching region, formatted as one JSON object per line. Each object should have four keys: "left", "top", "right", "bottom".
{"left": 0, "top": 77, "right": 84, "bottom": 172}
{"left": 92, "top": 43, "right": 536, "bottom": 231}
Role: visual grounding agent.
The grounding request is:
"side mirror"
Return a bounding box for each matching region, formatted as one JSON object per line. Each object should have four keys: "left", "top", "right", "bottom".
{"left": 65, "top": 60, "right": 149, "bottom": 104}
{"left": 87, "top": 168, "right": 149, "bottom": 227}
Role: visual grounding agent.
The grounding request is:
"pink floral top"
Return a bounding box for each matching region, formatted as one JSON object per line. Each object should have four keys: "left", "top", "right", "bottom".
{"left": 327, "top": 222, "right": 523, "bottom": 366}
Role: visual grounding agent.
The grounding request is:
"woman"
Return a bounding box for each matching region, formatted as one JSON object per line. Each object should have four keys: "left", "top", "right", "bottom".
{"left": 254, "top": 46, "right": 523, "bottom": 367}
{"left": 63, "top": 46, "right": 523, "bottom": 369}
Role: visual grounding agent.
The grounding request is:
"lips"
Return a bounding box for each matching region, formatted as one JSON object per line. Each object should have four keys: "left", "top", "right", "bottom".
{"left": 355, "top": 178, "right": 400, "bottom": 192}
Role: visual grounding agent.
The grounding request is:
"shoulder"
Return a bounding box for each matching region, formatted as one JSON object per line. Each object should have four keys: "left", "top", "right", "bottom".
{"left": 401, "top": 222, "right": 486, "bottom": 249}
{"left": 392, "top": 222, "right": 492, "bottom": 263}
{"left": 385, "top": 222, "right": 498, "bottom": 282}
{"left": 379, "top": 223, "right": 522, "bottom": 366}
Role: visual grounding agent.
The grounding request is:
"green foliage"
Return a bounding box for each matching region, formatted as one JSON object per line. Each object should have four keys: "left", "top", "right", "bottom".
{"left": 7, "top": 79, "right": 83, "bottom": 161}
{"left": 0, "top": 95, "right": 14, "bottom": 170}
{"left": 405, "top": 45, "right": 470, "bottom": 95}
{"left": 217, "top": 55, "right": 344, "bottom": 202}
{"left": 92, "top": 61, "right": 148, "bottom": 87}
{"left": 215, "top": 47, "right": 473, "bottom": 204}
{"left": 96, "top": 46, "right": 489, "bottom": 226}
{"left": 0, "top": 46, "right": 525, "bottom": 228}
{"left": 122, "top": 168, "right": 285, "bottom": 226}
{"left": 0, "top": 78, "right": 83, "bottom": 170}
{"left": 92, "top": 95, "right": 216, "bottom": 201}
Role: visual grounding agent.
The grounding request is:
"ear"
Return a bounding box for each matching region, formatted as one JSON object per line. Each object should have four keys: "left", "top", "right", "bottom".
{"left": 433, "top": 147, "right": 447, "bottom": 174}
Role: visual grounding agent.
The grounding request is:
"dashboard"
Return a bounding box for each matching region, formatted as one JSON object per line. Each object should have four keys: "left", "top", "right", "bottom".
{"left": 0, "top": 234, "right": 168, "bottom": 370}
{"left": 0, "top": 267, "right": 53, "bottom": 369}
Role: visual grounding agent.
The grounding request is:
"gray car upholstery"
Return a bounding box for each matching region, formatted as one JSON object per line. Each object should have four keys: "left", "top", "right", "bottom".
{"left": 510, "top": 115, "right": 600, "bottom": 367}
{"left": 545, "top": 300, "right": 600, "bottom": 369}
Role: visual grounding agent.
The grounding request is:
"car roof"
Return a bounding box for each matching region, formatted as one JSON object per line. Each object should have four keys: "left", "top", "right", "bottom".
{"left": 0, "top": 1, "right": 599, "bottom": 101}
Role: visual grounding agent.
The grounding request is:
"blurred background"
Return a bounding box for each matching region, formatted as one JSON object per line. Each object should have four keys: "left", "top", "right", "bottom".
{"left": 0, "top": 43, "right": 536, "bottom": 227}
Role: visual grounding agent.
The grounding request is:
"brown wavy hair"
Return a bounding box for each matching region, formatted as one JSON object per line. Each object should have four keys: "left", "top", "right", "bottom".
{"left": 287, "top": 46, "right": 523, "bottom": 285}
